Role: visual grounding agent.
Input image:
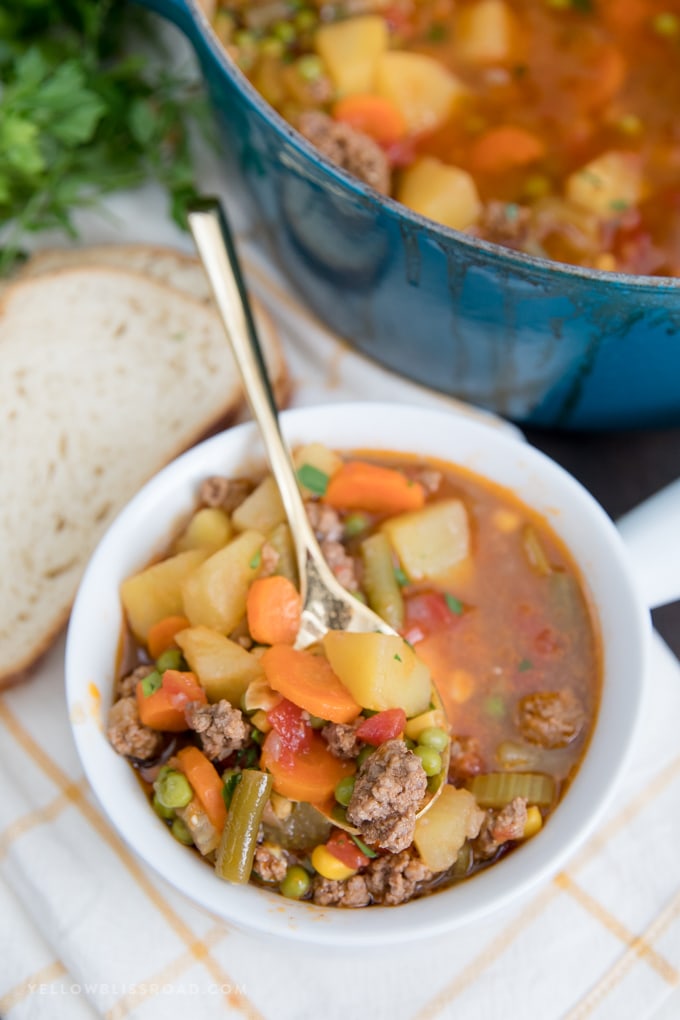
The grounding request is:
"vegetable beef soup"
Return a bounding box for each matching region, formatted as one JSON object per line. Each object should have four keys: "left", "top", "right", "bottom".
{"left": 208, "top": 0, "right": 680, "bottom": 276}
{"left": 107, "top": 446, "right": 601, "bottom": 908}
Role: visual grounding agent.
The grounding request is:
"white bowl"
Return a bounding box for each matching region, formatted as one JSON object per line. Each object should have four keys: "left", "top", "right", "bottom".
{"left": 65, "top": 402, "right": 649, "bottom": 946}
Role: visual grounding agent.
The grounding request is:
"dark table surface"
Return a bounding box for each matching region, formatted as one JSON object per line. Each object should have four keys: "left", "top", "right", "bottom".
{"left": 523, "top": 425, "right": 680, "bottom": 658}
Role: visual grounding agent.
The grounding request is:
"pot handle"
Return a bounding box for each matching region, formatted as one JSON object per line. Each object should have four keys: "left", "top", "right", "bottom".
{"left": 131, "top": 0, "right": 195, "bottom": 34}
{"left": 616, "top": 477, "right": 680, "bottom": 610}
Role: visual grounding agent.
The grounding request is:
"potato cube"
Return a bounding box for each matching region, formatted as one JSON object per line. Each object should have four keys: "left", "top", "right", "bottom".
{"left": 398, "top": 158, "right": 482, "bottom": 231}
{"left": 455, "top": 0, "right": 521, "bottom": 66}
{"left": 175, "top": 625, "right": 264, "bottom": 704}
{"left": 121, "top": 548, "right": 208, "bottom": 644}
{"left": 404, "top": 707, "right": 448, "bottom": 741}
{"left": 315, "top": 16, "right": 388, "bottom": 96}
{"left": 231, "top": 476, "right": 286, "bottom": 534}
{"left": 376, "top": 52, "right": 467, "bottom": 134}
{"left": 382, "top": 498, "right": 470, "bottom": 585}
{"left": 322, "top": 631, "right": 431, "bottom": 717}
{"left": 414, "top": 786, "right": 485, "bottom": 872}
{"left": 566, "top": 151, "right": 643, "bottom": 218}
{"left": 175, "top": 507, "right": 232, "bottom": 554}
{"left": 182, "top": 529, "right": 264, "bottom": 633}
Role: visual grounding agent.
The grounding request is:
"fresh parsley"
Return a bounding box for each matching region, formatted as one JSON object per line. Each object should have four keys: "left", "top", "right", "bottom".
{"left": 0, "top": 0, "right": 208, "bottom": 274}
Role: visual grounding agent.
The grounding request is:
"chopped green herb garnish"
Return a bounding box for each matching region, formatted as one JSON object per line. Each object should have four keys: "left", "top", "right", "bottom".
{"left": 518, "top": 658, "right": 534, "bottom": 672}
{"left": 140, "top": 670, "right": 162, "bottom": 697}
{"left": 394, "top": 566, "right": 409, "bottom": 587}
{"left": 249, "top": 549, "right": 262, "bottom": 570}
{"left": 351, "top": 834, "right": 378, "bottom": 858}
{"left": 445, "top": 593, "right": 464, "bottom": 615}
{"left": 297, "top": 463, "right": 329, "bottom": 496}
{"left": 221, "top": 769, "right": 242, "bottom": 808}
{"left": 394, "top": 653, "right": 402, "bottom": 662}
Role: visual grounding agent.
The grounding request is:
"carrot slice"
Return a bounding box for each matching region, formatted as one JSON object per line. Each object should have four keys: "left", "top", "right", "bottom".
{"left": 333, "top": 94, "right": 407, "bottom": 146}
{"left": 246, "top": 576, "right": 302, "bottom": 646}
{"left": 147, "top": 615, "right": 191, "bottom": 660}
{"left": 323, "top": 461, "right": 425, "bottom": 514}
{"left": 176, "top": 745, "right": 227, "bottom": 832}
{"left": 469, "top": 125, "right": 546, "bottom": 176}
{"left": 260, "top": 730, "right": 354, "bottom": 802}
{"left": 136, "top": 669, "right": 206, "bottom": 731}
{"left": 261, "top": 645, "right": 362, "bottom": 724}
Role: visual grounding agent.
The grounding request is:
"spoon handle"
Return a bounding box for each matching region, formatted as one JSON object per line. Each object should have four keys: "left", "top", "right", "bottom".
{"left": 187, "top": 200, "right": 350, "bottom": 631}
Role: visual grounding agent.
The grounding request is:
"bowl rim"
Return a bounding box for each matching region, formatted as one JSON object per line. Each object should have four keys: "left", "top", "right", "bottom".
{"left": 178, "top": 0, "right": 679, "bottom": 294}
{"left": 65, "top": 402, "right": 649, "bottom": 946}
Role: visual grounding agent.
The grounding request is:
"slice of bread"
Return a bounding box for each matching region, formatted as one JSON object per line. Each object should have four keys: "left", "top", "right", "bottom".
{"left": 0, "top": 262, "right": 288, "bottom": 687}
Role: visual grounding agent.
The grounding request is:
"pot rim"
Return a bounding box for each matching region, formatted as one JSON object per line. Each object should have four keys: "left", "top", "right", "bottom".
{"left": 177, "top": 0, "right": 679, "bottom": 293}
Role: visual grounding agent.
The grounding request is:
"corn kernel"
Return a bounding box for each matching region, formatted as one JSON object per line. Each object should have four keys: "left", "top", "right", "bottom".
{"left": 493, "top": 508, "right": 520, "bottom": 533}
{"left": 311, "top": 844, "right": 357, "bottom": 881}
{"left": 250, "top": 709, "right": 272, "bottom": 733}
{"left": 523, "top": 805, "right": 543, "bottom": 839}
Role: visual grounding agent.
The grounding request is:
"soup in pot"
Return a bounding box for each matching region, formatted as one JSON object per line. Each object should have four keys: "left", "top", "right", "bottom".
{"left": 208, "top": 0, "right": 680, "bottom": 276}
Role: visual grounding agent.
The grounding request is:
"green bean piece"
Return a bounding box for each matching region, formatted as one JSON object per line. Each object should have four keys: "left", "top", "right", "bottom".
{"left": 356, "top": 746, "right": 374, "bottom": 767}
{"left": 334, "top": 775, "right": 356, "bottom": 807}
{"left": 468, "top": 772, "right": 556, "bottom": 808}
{"left": 414, "top": 745, "right": 442, "bottom": 777}
{"left": 156, "top": 648, "right": 185, "bottom": 673}
{"left": 360, "top": 532, "right": 405, "bottom": 630}
{"left": 522, "top": 525, "right": 552, "bottom": 576}
{"left": 418, "top": 727, "right": 449, "bottom": 752}
{"left": 155, "top": 769, "right": 193, "bottom": 810}
{"left": 280, "top": 865, "right": 312, "bottom": 900}
{"left": 171, "top": 816, "right": 194, "bottom": 846}
{"left": 215, "top": 770, "right": 273, "bottom": 883}
{"left": 267, "top": 521, "right": 299, "bottom": 586}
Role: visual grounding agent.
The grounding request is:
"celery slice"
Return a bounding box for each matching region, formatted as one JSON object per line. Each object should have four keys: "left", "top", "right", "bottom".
{"left": 468, "top": 771, "right": 556, "bottom": 808}
{"left": 360, "top": 532, "right": 405, "bottom": 630}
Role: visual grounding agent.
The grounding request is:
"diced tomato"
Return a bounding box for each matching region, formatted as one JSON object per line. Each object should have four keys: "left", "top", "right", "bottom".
{"left": 267, "top": 697, "right": 313, "bottom": 754}
{"left": 326, "top": 828, "right": 371, "bottom": 870}
{"left": 355, "top": 708, "right": 407, "bottom": 745}
{"left": 402, "top": 591, "right": 462, "bottom": 645}
{"left": 136, "top": 669, "right": 207, "bottom": 731}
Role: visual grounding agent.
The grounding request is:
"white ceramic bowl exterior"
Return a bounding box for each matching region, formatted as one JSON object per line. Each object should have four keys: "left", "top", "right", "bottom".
{"left": 65, "top": 403, "right": 649, "bottom": 946}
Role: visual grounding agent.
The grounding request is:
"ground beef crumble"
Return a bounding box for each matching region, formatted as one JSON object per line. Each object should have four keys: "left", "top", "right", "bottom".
{"left": 346, "top": 739, "right": 427, "bottom": 853}
{"left": 107, "top": 697, "right": 164, "bottom": 761}
{"left": 184, "top": 700, "right": 251, "bottom": 761}
{"left": 198, "top": 475, "right": 253, "bottom": 513}
{"left": 117, "top": 663, "right": 155, "bottom": 699}
{"left": 312, "top": 849, "right": 433, "bottom": 907}
{"left": 517, "top": 688, "right": 586, "bottom": 748}
{"left": 472, "top": 797, "right": 528, "bottom": 861}
{"left": 298, "top": 111, "right": 391, "bottom": 194}
{"left": 322, "top": 720, "right": 363, "bottom": 760}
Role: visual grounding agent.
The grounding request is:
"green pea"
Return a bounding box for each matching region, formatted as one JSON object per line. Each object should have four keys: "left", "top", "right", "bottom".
{"left": 404, "top": 738, "right": 417, "bottom": 751}
{"left": 171, "top": 816, "right": 194, "bottom": 846}
{"left": 417, "top": 727, "right": 449, "bottom": 753}
{"left": 295, "top": 8, "right": 317, "bottom": 31}
{"left": 296, "top": 54, "right": 324, "bottom": 81}
{"left": 344, "top": 512, "right": 371, "bottom": 537}
{"left": 273, "top": 20, "right": 296, "bottom": 43}
{"left": 356, "top": 746, "right": 374, "bottom": 767}
{"left": 280, "top": 865, "right": 311, "bottom": 899}
{"left": 307, "top": 714, "right": 327, "bottom": 730}
{"left": 334, "top": 775, "right": 356, "bottom": 807}
{"left": 155, "top": 769, "right": 193, "bottom": 810}
{"left": 414, "top": 745, "right": 442, "bottom": 777}
{"left": 156, "top": 648, "right": 185, "bottom": 672}
{"left": 152, "top": 793, "right": 175, "bottom": 820}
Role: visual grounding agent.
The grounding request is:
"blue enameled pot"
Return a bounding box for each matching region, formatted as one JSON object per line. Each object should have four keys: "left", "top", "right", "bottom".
{"left": 137, "top": 0, "right": 680, "bottom": 429}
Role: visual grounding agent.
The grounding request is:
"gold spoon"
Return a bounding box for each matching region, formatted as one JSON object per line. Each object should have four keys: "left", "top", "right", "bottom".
{"left": 187, "top": 198, "right": 448, "bottom": 828}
